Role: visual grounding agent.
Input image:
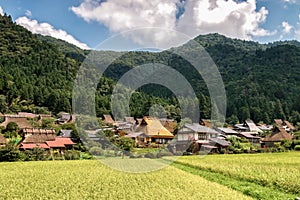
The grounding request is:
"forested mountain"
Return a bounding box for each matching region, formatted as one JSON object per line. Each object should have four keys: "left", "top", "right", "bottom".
{"left": 1, "top": 14, "right": 300, "bottom": 125}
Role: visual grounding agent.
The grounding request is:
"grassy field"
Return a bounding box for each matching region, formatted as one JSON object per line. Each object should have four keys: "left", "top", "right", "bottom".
{"left": 0, "top": 152, "right": 299, "bottom": 199}
{"left": 173, "top": 152, "right": 300, "bottom": 199}
{"left": 0, "top": 160, "right": 252, "bottom": 200}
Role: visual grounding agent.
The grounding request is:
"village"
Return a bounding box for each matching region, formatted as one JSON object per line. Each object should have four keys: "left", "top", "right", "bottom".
{"left": 0, "top": 111, "right": 299, "bottom": 161}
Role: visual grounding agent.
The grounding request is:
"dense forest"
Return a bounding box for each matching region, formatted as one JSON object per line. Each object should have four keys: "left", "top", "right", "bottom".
{"left": 1, "top": 14, "right": 300, "bottom": 125}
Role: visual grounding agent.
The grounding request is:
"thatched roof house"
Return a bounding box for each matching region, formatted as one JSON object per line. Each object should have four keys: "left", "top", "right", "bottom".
{"left": 1, "top": 115, "right": 33, "bottom": 129}
{"left": 103, "top": 114, "right": 115, "bottom": 125}
{"left": 262, "top": 127, "right": 293, "bottom": 147}
{"left": 19, "top": 128, "right": 75, "bottom": 150}
{"left": 273, "top": 119, "right": 295, "bottom": 132}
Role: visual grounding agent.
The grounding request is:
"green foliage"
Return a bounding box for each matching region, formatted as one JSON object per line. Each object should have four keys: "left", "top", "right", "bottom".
{"left": 0, "top": 141, "right": 24, "bottom": 161}
{"left": 24, "top": 148, "right": 48, "bottom": 161}
{"left": 117, "top": 136, "right": 134, "bottom": 152}
{"left": 294, "top": 145, "right": 300, "bottom": 151}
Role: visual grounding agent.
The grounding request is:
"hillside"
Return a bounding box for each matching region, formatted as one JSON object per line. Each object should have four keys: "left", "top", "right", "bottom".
{"left": 0, "top": 14, "right": 300, "bottom": 125}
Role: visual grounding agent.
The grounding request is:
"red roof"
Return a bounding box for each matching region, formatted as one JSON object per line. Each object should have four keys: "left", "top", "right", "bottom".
{"left": 19, "top": 143, "right": 50, "bottom": 149}
{"left": 46, "top": 138, "right": 75, "bottom": 148}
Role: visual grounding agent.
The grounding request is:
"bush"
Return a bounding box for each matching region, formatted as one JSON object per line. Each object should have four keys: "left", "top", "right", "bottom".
{"left": 294, "top": 145, "right": 300, "bottom": 151}
{"left": 144, "top": 152, "right": 155, "bottom": 159}
{"left": 89, "top": 146, "right": 103, "bottom": 156}
{"left": 64, "top": 150, "right": 81, "bottom": 160}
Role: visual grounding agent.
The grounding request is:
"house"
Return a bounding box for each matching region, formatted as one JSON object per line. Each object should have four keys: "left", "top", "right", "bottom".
{"left": 237, "top": 132, "right": 261, "bottom": 143}
{"left": 1, "top": 115, "right": 33, "bottom": 129}
{"left": 55, "top": 113, "right": 74, "bottom": 124}
{"left": 125, "top": 132, "right": 150, "bottom": 146}
{"left": 0, "top": 134, "right": 7, "bottom": 146}
{"left": 209, "top": 138, "right": 231, "bottom": 152}
{"left": 58, "top": 130, "right": 73, "bottom": 138}
{"left": 103, "top": 114, "right": 115, "bottom": 125}
{"left": 262, "top": 127, "right": 293, "bottom": 147}
{"left": 177, "top": 123, "right": 219, "bottom": 141}
{"left": 134, "top": 116, "right": 174, "bottom": 144}
{"left": 217, "top": 127, "right": 239, "bottom": 136}
{"left": 18, "top": 128, "right": 75, "bottom": 151}
{"left": 159, "top": 118, "right": 177, "bottom": 133}
{"left": 124, "top": 117, "right": 136, "bottom": 125}
{"left": 234, "top": 119, "right": 262, "bottom": 133}
{"left": 274, "top": 119, "right": 295, "bottom": 132}
{"left": 199, "top": 119, "right": 212, "bottom": 128}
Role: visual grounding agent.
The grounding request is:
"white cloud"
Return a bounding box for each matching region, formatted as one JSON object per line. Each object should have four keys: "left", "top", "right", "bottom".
{"left": 0, "top": 6, "right": 4, "bottom": 16}
{"left": 16, "top": 16, "right": 90, "bottom": 49}
{"left": 296, "top": 30, "right": 300, "bottom": 39}
{"left": 25, "top": 10, "right": 32, "bottom": 17}
{"left": 71, "top": 0, "right": 273, "bottom": 47}
{"left": 282, "top": 21, "right": 293, "bottom": 34}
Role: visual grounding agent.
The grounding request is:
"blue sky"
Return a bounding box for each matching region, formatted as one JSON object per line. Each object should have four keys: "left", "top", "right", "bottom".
{"left": 0, "top": 0, "right": 299, "bottom": 50}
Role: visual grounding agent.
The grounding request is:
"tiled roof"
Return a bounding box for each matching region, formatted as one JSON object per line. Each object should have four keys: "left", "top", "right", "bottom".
{"left": 46, "top": 138, "right": 75, "bottom": 148}
{"left": 19, "top": 143, "right": 50, "bottom": 149}
{"left": 184, "top": 123, "right": 218, "bottom": 134}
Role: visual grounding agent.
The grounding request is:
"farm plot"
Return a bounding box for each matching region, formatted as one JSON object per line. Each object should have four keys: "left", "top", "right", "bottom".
{"left": 0, "top": 160, "right": 252, "bottom": 200}
{"left": 175, "top": 152, "right": 300, "bottom": 196}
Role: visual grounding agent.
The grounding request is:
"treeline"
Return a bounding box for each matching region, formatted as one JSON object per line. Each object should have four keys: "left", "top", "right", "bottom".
{"left": 0, "top": 14, "right": 300, "bottom": 125}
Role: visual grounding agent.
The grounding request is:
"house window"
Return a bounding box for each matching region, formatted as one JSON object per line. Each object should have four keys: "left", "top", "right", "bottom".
{"left": 198, "top": 133, "right": 207, "bottom": 140}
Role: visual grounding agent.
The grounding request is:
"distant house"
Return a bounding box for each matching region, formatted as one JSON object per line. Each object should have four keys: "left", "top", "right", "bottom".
{"left": 262, "top": 127, "right": 293, "bottom": 147}
{"left": 237, "top": 132, "right": 261, "bottom": 143}
{"left": 274, "top": 119, "right": 295, "bottom": 132}
{"left": 55, "top": 113, "right": 73, "bottom": 124}
{"left": 134, "top": 117, "right": 174, "bottom": 144}
{"left": 217, "top": 127, "right": 238, "bottom": 136}
{"left": 199, "top": 119, "right": 212, "bottom": 128}
{"left": 124, "top": 117, "right": 136, "bottom": 125}
{"left": 103, "top": 114, "right": 115, "bottom": 126}
{"left": 234, "top": 119, "right": 262, "bottom": 133}
{"left": 58, "top": 130, "right": 73, "bottom": 138}
{"left": 18, "top": 128, "right": 75, "bottom": 151}
{"left": 125, "top": 132, "right": 150, "bottom": 146}
{"left": 1, "top": 115, "right": 33, "bottom": 129}
{"left": 0, "top": 134, "right": 7, "bottom": 146}
{"left": 178, "top": 123, "right": 219, "bottom": 142}
{"left": 207, "top": 138, "right": 231, "bottom": 153}
{"left": 159, "top": 118, "right": 177, "bottom": 133}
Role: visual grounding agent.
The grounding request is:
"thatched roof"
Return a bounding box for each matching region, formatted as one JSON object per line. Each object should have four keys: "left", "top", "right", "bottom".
{"left": 283, "top": 120, "right": 295, "bottom": 131}
{"left": 200, "top": 119, "right": 212, "bottom": 128}
{"left": 103, "top": 114, "right": 115, "bottom": 125}
{"left": 274, "top": 119, "right": 284, "bottom": 126}
{"left": 0, "top": 134, "right": 7, "bottom": 144}
{"left": 160, "top": 119, "right": 177, "bottom": 133}
{"left": 21, "top": 129, "right": 56, "bottom": 143}
{"left": 263, "top": 127, "right": 293, "bottom": 142}
{"left": 245, "top": 120, "right": 262, "bottom": 133}
{"left": 125, "top": 117, "right": 136, "bottom": 124}
{"left": 1, "top": 116, "right": 33, "bottom": 129}
{"left": 135, "top": 117, "right": 174, "bottom": 139}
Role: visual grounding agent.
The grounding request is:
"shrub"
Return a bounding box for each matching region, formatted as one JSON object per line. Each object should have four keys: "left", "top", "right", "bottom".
{"left": 294, "top": 145, "right": 300, "bottom": 151}
{"left": 64, "top": 150, "right": 81, "bottom": 160}
{"left": 144, "top": 152, "right": 155, "bottom": 159}
{"left": 89, "top": 146, "right": 103, "bottom": 156}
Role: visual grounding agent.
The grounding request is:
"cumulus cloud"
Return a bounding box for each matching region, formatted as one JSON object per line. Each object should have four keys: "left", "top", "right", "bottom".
{"left": 0, "top": 6, "right": 4, "bottom": 16}
{"left": 16, "top": 16, "right": 90, "bottom": 49}
{"left": 71, "top": 0, "right": 273, "bottom": 47}
{"left": 282, "top": 21, "right": 293, "bottom": 34}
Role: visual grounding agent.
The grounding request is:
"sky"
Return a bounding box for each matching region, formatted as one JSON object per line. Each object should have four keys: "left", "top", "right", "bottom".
{"left": 0, "top": 0, "right": 299, "bottom": 50}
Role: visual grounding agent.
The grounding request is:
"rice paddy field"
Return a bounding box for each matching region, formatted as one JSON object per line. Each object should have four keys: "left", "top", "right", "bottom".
{"left": 0, "top": 152, "right": 299, "bottom": 199}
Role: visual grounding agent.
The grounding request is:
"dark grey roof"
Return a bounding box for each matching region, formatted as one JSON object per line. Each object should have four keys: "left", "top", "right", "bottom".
{"left": 209, "top": 138, "right": 231, "bottom": 146}
{"left": 184, "top": 123, "right": 218, "bottom": 134}
{"left": 126, "top": 132, "right": 148, "bottom": 138}
{"left": 217, "top": 127, "right": 238, "bottom": 134}
{"left": 59, "top": 130, "right": 72, "bottom": 138}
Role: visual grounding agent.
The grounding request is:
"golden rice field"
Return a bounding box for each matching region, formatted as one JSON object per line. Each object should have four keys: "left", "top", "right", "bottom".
{"left": 176, "top": 152, "right": 300, "bottom": 195}
{"left": 0, "top": 159, "right": 253, "bottom": 200}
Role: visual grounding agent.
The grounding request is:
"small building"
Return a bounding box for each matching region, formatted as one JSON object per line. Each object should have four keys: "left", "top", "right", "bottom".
{"left": 274, "top": 119, "right": 295, "bottom": 132}
{"left": 237, "top": 132, "right": 261, "bottom": 143}
{"left": 58, "top": 130, "right": 73, "bottom": 138}
{"left": 103, "top": 114, "right": 115, "bottom": 126}
{"left": 125, "top": 132, "right": 150, "bottom": 146}
{"left": 262, "top": 127, "right": 293, "bottom": 147}
{"left": 55, "top": 113, "right": 73, "bottom": 124}
{"left": 209, "top": 138, "right": 231, "bottom": 152}
{"left": 217, "top": 127, "right": 239, "bottom": 136}
{"left": 234, "top": 119, "right": 262, "bottom": 134}
{"left": 1, "top": 115, "right": 33, "bottom": 129}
